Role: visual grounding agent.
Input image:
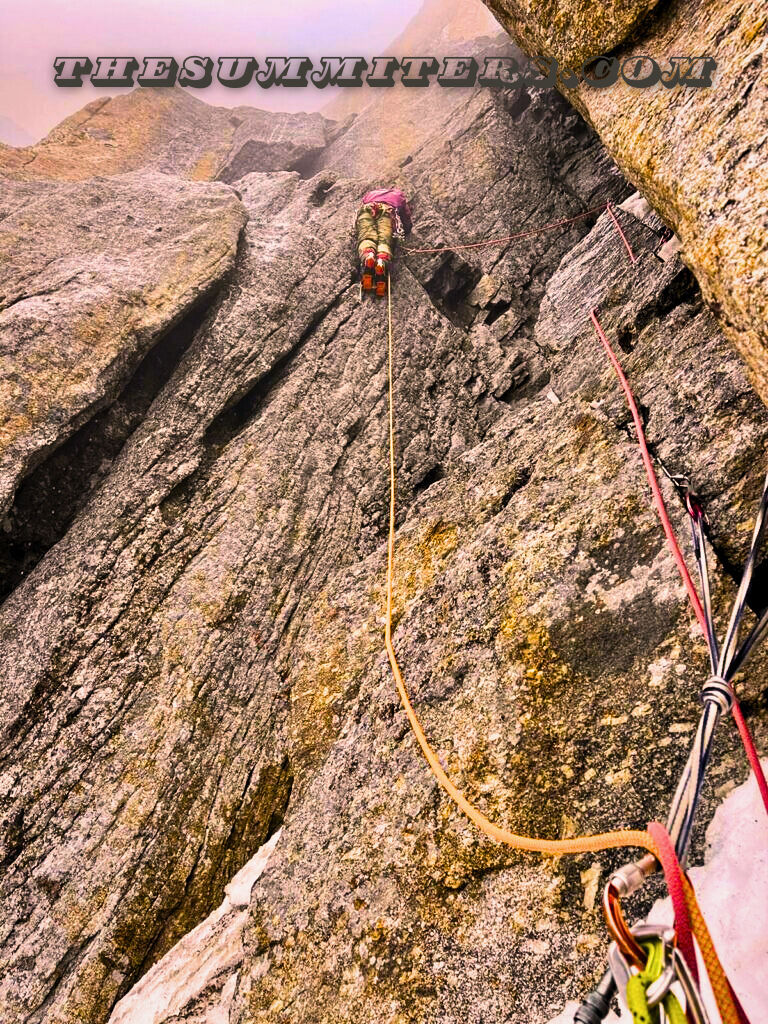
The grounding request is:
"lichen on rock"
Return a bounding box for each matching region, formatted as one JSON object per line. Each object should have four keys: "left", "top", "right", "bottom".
{"left": 1, "top": 4, "right": 767, "bottom": 1023}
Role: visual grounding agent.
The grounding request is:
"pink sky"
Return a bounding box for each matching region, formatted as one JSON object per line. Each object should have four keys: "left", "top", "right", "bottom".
{"left": 1, "top": 0, "right": 424, "bottom": 142}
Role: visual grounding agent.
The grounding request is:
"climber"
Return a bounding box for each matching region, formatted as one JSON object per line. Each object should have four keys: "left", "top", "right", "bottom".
{"left": 355, "top": 188, "right": 413, "bottom": 297}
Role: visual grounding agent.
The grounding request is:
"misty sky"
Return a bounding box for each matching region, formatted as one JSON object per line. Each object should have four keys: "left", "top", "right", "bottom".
{"left": 1, "top": 0, "right": 424, "bottom": 142}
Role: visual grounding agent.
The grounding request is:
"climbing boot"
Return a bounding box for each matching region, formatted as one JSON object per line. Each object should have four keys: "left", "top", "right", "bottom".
{"left": 360, "top": 250, "right": 376, "bottom": 292}
{"left": 375, "top": 255, "right": 389, "bottom": 298}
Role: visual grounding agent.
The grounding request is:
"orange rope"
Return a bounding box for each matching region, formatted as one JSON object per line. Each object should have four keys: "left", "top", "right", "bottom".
{"left": 383, "top": 228, "right": 752, "bottom": 1024}
{"left": 384, "top": 279, "right": 658, "bottom": 860}
{"left": 682, "top": 876, "right": 751, "bottom": 1024}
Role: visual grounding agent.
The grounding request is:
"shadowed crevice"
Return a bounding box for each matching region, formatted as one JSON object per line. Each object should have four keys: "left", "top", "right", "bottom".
{"left": 0, "top": 296, "right": 217, "bottom": 607}
{"left": 115, "top": 754, "right": 295, "bottom": 1013}
{"left": 420, "top": 255, "right": 483, "bottom": 329}
{"left": 413, "top": 464, "right": 446, "bottom": 495}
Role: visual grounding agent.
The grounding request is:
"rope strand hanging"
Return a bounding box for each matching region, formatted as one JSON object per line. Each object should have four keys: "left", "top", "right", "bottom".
{"left": 384, "top": 278, "right": 659, "bottom": 860}
{"left": 589, "top": 309, "right": 768, "bottom": 859}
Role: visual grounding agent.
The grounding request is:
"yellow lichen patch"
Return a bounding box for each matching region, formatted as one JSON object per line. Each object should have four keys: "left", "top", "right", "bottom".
{"left": 55, "top": 883, "right": 109, "bottom": 944}
{"left": 54, "top": 951, "right": 121, "bottom": 1024}
{"left": 188, "top": 150, "right": 221, "bottom": 182}
{"left": 289, "top": 592, "right": 380, "bottom": 771}
{"left": 0, "top": 230, "right": 23, "bottom": 262}
{"left": 72, "top": 299, "right": 136, "bottom": 350}
{"left": 743, "top": 16, "right": 765, "bottom": 43}
{"left": 0, "top": 411, "right": 36, "bottom": 457}
{"left": 497, "top": 597, "right": 579, "bottom": 698}
{"left": 383, "top": 519, "right": 458, "bottom": 623}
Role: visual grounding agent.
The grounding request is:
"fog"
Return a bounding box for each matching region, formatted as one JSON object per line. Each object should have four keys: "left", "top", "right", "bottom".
{"left": 1, "top": 0, "right": 423, "bottom": 141}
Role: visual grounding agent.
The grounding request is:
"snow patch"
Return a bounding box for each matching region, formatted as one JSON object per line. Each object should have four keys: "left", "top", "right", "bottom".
{"left": 618, "top": 192, "right": 651, "bottom": 221}
{"left": 109, "top": 829, "right": 282, "bottom": 1024}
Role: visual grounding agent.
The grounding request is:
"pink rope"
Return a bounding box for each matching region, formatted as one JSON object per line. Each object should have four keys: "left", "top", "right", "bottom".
{"left": 590, "top": 309, "right": 768, "bottom": 819}
{"left": 402, "top": 202, "right": 609, "bottom": 255}
{"left": 606, "top": 201, "right": 637, "bottom": 264}
{"left": 405, "top": 196, "right": 768, "bottom": 819}
{"left": 589, "top": 309, "right": 706, "bottom": 628}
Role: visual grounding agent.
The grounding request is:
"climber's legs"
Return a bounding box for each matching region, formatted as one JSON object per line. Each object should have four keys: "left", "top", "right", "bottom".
{"left": 355, "top": 204, "right": 397, "bottom": 296}
{"left": 375, "top": 209, "right": 394, "bottom": 263}
{"left": 355, "top": 206, "right": 378, "bottom": 291}
{"left": 374, "top": 210, "right": 393, "bottom": 296}
{"left": 355, "top": 205, "right": 379, "bottom": 257}
{"left": 374, "top": 209, "right": 394, "bottom": 296}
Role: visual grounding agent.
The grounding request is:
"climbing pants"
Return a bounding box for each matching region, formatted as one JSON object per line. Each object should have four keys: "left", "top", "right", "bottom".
{"left": 356, "top": 203, "right": 395, "bottom": 260}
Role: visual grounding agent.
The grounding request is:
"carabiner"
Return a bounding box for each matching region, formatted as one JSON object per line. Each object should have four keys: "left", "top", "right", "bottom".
{"left": 685, "top": 491, "right": 706, "bottom": 523}
{"left": 602, "top": 856, "right": 657, "bottom": 968}
{"left": 607, "top": 923, "right": 711, "bottom": 1024}
{"left": 669, "top": 946, "right": 712, "bottom": 1024}
{"left": 603, "top": 882, "right": 646, "bottom": 967}
{"left": 646, "top": 961, "right": 676, "bottom": 1007}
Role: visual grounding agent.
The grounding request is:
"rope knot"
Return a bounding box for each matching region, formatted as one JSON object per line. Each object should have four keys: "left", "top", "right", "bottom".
{"left": 700, "top": 676, "right": 734, "bottom": 713}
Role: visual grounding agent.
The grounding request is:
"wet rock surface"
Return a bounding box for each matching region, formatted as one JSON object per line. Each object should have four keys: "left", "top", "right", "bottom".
{"left": 1, "top": 5, "right": 767, "bottom": 1024}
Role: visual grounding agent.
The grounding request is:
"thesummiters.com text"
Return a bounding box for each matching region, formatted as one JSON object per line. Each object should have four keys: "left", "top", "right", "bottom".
{"left": 53, "top": 55, "right": 718, "bottom": 90}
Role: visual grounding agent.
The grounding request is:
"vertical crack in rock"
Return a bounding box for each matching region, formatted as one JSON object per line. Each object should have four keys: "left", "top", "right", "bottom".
{"left": 125, "top": 756, "right": 295, "bottom": 1004}
{"left": 205, "top": 290, "right": 350, "bottom": 451}
{"left": 0, "top": 295, "right": 218, "bottom": 606}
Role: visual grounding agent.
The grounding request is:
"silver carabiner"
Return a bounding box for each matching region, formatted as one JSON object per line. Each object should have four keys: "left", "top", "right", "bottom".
{"left": 670, "top": 946, "right": 711, "bottom": 1024}
{"left": 647, "top": 962, "right": 676, "bottom": 1007}
{"left": 608, "top": 923, "right": 673, "bottom": 1010}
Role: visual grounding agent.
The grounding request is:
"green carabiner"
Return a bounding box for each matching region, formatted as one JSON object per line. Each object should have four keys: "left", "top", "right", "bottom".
{"left": 626, "top": 940, "right": 687, "bottom": 1024}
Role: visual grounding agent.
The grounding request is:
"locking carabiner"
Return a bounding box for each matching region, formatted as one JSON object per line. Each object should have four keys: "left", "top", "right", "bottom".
{"left": 607, "top": 923, "right": 712, "bottom": 1024}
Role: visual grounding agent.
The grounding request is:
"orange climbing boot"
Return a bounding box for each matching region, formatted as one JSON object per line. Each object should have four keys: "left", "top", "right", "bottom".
{"left": 360, "top": 249, "right": 376, "bottom": 291}
{"left": 375, "top": 254, "right": 390, "bottom": 297}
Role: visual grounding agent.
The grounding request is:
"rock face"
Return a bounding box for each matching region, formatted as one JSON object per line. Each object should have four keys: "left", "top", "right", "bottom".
{"left": 108, "top": 831, "right": 282, "bottom": 1024}
{"left": 481, "top": 0, "right": 662, "bottom": 66}
{"left": 480, "top": 0, "right": 768, "bottom": 408}
{"left": 228, "top": 199, "right": 768, "bottom": 1024}
{"left": 0, "top": 173, "right": 245, "bottom": 524}
{"left": 1, "top": 4, "right": 767, "bottom": 1024}
{"left": 0, "top": 88, "right": 338, "bottom": 183}
{"left": 322, "top": 0, "right": 500, "bottom": 153}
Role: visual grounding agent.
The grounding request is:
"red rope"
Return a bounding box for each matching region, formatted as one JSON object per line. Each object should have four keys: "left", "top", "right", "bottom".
{"left": 648, "top": 822, "right": 753, "bottom": 1024}
{"left": 730, "top": 703, "right": 768, "bottom": 814}
{"left": 589, "top": 309, "right": 768, "bottom": 818}
{"left": 404, "top": 195, "right": 768, "bottom": 817}
{"left": 646, "top": 822, "right": 698, "bottom": 983}
{"left": 589, "top": 309, "right": 707, "bottom": 629}
{"left": 402, "top": 202, "right": 609, "bottom": 255}
{"left": 606, "top": 202, "right": 637, "bottom": 265}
